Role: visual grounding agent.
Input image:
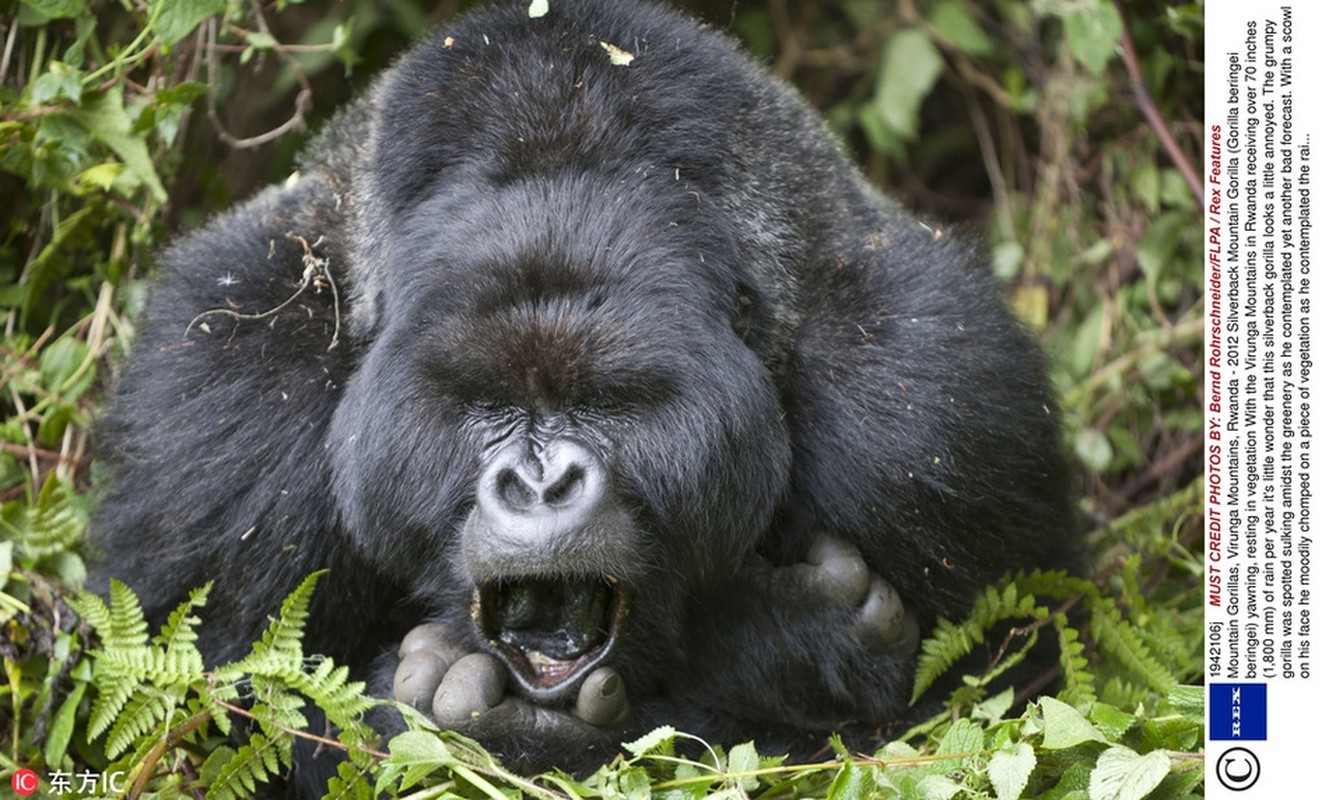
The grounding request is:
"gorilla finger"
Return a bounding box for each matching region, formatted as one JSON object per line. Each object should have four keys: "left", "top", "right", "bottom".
{"left": 461, "top": 697, "right": 608, "bottom": 744}
{"left": 859, "top": 575, "right": 921, "bottom": 657}
{"left": 433, "top": 653, "right": 507, "bottom": 724}
{"left": 399, "top": 623, "right": 467, "bottom": 663}
{"left": 790, "top": 536, "right": 870, "bottom": 607}
{"left": 394, "top": 651, "right": 451, "bottom": 710}
{"left": 574, "top": 666, "right": 629, "bottom": 726}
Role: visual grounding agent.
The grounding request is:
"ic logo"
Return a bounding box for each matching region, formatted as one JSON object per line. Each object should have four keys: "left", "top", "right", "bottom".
{"left": 1216, "top": 747, "right": 1260, "bottom": 791}
{"left": 10, "top": 768, "right": 39, "bottom": 796}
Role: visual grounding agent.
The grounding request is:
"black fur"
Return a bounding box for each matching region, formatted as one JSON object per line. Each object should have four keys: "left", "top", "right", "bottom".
{"left": 92, "top": 0, "right": 1076, "bottom": 795}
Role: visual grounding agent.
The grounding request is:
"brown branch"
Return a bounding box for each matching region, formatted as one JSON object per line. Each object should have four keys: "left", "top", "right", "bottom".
{"left": 211, "top": 698, "right": 391, "bottom": 761}
{"left": 1112, "top": 0, "right": 1203, "bottom": 207}
{"left": 203, "top": 0, "right": 315, "bottom": 150}
{"left": 0, "top": 442, "right": 89, "bottom": 468}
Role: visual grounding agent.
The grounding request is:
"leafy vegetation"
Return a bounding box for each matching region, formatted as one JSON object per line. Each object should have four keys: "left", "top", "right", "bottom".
{"left": 3, "top": 0, "right": 1204, "bottom": 798}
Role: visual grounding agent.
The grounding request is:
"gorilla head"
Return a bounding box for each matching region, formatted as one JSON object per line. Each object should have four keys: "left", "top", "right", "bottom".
{"left": 328, "top": 177, "right": 792, "bottom": 703}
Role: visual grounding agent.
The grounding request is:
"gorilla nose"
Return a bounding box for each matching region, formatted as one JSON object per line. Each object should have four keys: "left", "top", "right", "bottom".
{"left": 481, "top": 440, "right": 605, "bottom": 520}
{"left": 465, "top": 438, "right": 633, "bottom": 581}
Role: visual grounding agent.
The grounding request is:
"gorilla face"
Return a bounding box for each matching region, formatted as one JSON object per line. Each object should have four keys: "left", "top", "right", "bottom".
{"left": 328, "top": 174, "right": 792, "bottom": 703}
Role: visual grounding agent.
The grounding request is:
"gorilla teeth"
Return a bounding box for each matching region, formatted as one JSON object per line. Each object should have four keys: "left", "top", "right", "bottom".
{"left": 524, "top": 651, "right": 579, "bottom": 684}
{"left": 474, "top": 577, "right": 625, "bottom": 692}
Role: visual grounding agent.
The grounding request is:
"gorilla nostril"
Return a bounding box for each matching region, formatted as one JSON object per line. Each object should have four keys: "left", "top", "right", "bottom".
{"left": 542, "top": 465, "right": 585, "bottom": 507}
{"left": 495, "top": 468, "right": 538, "bottom": 511}
{"left": 486, "top": 443, "right": 601, "bottom": 516}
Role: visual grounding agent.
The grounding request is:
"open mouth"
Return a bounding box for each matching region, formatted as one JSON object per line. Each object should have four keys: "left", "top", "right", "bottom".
{"left": 473, "top": 576, "right": 625, "bottom": 701}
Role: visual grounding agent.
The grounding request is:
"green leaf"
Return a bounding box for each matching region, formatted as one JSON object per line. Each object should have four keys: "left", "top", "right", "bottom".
{"left": 152, "top": 0, "right": 227, "bottom": 46}
{"left": 1166, "top": 685, "right": 1204, "bottom": 725}
{"left": 386, "top": 729, "right": 451, "bottom": 762}
{"left": 44, "top": 681, "right": 87, "bottom": 768}
{"left": 1040, "top": 696, "right": 1108, "bottom": 749}
{"left": 934, "top": 717, "right": 984, "bottom": 764}
{"left": 39, "top": 336, "right": 91, "bottom": 394}
{"left": 622, "top": 725, "right": 677, "bottom": 757}
{"left": 992, "top": 240, "right": 1024, "bottom": 281}
{"left": 972, "top": 686, "right": 1015, "bottom": 722}
{"left": 826, "top": 760, "right": 872, "bottom": 800}
{"left": 29, "top": 61, "right": 84, "bottom": 105}
{"left": 725, "top": 741, "right": 760, "bottom": 791}
{"left": 916, "top": 774, "right": 962, "bottom": 800}
{"left": 988, "top": 742, "right": 1036, "bottom": 800}
{"left": 17, "top": 0, "right": 85, "bottom": 25}
{"left": 1065, "top": 300, "right": 1104, "bottom": 379}
{"left": 66, "top": 87, "right": 167, "bottom": 201}
{"left": 1058, "top": 0, "right": 1123, "bottom": 76}
{"left": 1074, "top": 427, "right": 1113, "bottom": 473}
{"left": 1088, "top": 703, "right": 1135, "bottom": 742}
{"left": 1136, "top": 211, "right": 1190, "bottom": 280}
{"left": 871, "top": 28, "right": 944, "bottom": 140}
{"left": 75, "top": 161, "right": 125, "bottom": 192}
{"left": 1088, "top": 745, "right": 1170, "bottom": 800}
{"left": 929, "top": 0, "right": 994, "bottom": 56}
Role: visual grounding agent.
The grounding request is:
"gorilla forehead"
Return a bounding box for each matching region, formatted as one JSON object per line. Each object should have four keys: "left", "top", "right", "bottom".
{"left": 368, "top": 2, "right": 737, "bottom": 214}
{"left": 388, "top": 167, "right": 738, "bottom": 297}
{"left": 378, "top": 175, "right": 750, "bottom": 410}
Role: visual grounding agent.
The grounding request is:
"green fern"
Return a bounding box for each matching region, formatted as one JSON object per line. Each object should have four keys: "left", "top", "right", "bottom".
{"left": 324, "top": 759, "right": 377, "bottom": 799}
{"left": 72, "top": 570, "right": 390, "bottom": 797}
{"left": 70, "top": 580, "right": 209, "bottom": 746}
{"left": 296, "top": 657, "right": 378, "bottom": 734}
{"left": 208, "top": 732, "right": 290, "bottom": 800}
{"left": 3, "top": 473, "right": 89, "bottom": 559}
{"left": 238, "top": 571, "right": 323, "bottom": 666}
{"left": 1087, "top": 603, "right": 1177, "bottom": 695}
{"left": 911, "top": 579, "right": 1048, "bottom": 703}
{"left": 1053, "top": 616, "right": 1096, "bottom": 708}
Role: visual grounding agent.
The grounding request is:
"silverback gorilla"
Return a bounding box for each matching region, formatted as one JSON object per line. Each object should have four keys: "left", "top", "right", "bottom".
{"left": 93, "top": 0, "right": 1077, "bottom": 794}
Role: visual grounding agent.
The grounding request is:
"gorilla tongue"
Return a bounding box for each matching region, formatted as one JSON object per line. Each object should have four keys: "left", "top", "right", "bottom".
{"left": 478, "top": 578, "right": 616, "bottom": 688}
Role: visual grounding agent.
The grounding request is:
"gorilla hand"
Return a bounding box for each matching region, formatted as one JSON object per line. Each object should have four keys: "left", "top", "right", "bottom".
{"left": 392, "top": 623, "right": 629, "bottom": 739}
{"left": 766, "top": 536, "right": 921, "bottom": 658}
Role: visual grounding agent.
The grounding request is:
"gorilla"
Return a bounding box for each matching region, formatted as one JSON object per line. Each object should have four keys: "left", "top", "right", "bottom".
{"left": 92, "top": 0, "right": 1076, "bottom": 793}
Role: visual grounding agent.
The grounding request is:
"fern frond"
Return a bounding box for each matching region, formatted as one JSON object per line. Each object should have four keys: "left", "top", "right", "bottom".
{"left": 87, "top": 676, "right": 139, "bottom": 742}
{"left": 1011, "top": 569, "right": 1098, "bottom": 602}
{"left": 1099, "top": 675, "right": 1154, "bottom": 709}
{"left": 105, "top": 690, "right": 173, "bottom": 759}
{"left": 912, "top": 616, "right": 980, "bottom": 702}
{"left": 1054, "top": 617, "right": 1096, "bottom": 709}
{"left": 69, "top": 590, "right": 113, "bottom": 645}
{"left": 153, "top": 582, "right": 210, "bottom": 676}
{"left": 207, "top": 732, "right": 291, "bottom": 800}
{"left": 106, "top": 579, "right": 151, "bottom": 651}
{"left": 256, "top": 570, "right": 325, "bottom": 660}
{"left": 912, "top": 577, "right": 1051, "bottom": 702}
{"left": 1088, "top": 603, "right": 1176, "bottom": 694}
{"left": 323, "top": 759, "right": 376, "bottom": 800}
{"left": 295, "top": 658, "right": 376, "bottom": 731}
{"left": 18, "top": 474, "right": 89, "bottom": 558}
